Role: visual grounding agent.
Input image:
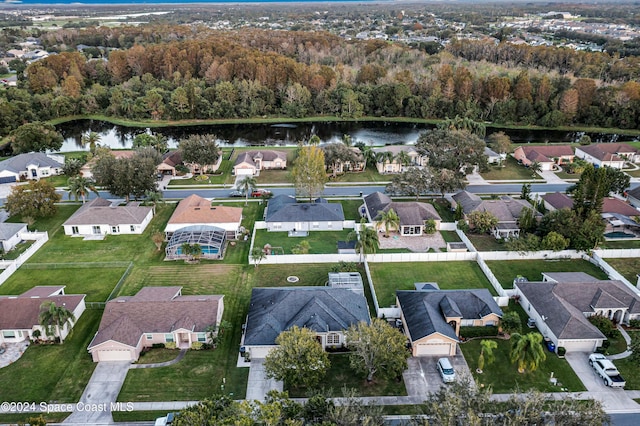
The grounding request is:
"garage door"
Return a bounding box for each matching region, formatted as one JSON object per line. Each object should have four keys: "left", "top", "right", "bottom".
{"left": 415, "top": 343, "right": 453, "bottom": 356}
{"left": 235, "top": 168, "right": 254, "bottom": 176}
{"left": 561, "top": 340, "right": 599, "bottom": 352}
{"left": 97, "top": 350, "right": 131, "bottom": 362}
{"left": 0, "top": 176, "right": 16, "bottom": 184}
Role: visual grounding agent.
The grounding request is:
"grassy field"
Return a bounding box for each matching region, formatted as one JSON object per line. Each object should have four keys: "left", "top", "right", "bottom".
{"left": 613, "top": 331, "right": 640, "bottom": 389}
{"left": 253, "top": 229, "right": 352, "bottom": 254}
{"left": 369, "top": 261, "right": 497, "bottom": 307}
{"left": 486, "top": 259, "right": 609, "bottom": 289}
{"left": 480, "top": 156, "right": 544, "bottom": 181}
{"left": 603, "top": 258, "right": 640, "bottom": 283}
{"left": 287, "top": 353, "right": 407, "bottom": 397}
{"left": 461, "top": 302, "right": 585, "bottom": 393}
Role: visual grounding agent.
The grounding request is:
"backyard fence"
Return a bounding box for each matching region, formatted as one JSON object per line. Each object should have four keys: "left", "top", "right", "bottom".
{"left": 0, "top": 232, "right": 48, "bottom": 287}
{"left": 591, "top": 252, "right": 637, "bottom": 294}
{"left": 105, "top": 262, "right": 135, "bottom": 302}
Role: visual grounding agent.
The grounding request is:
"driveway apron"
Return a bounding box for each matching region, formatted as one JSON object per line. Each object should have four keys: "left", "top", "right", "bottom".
{"left": 64, "top": 361, "right": 131, "bottom": 424}
{"left": 246, "top": 358, "right": 283, "bottom": 401}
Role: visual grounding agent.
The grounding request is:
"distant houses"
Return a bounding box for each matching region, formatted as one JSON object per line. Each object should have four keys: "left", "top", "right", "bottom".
{"left": 233, "top": 150, "right": 287, "bottom": 176}
{"left": 361, "top": 192, "right": 442, "bottom": 236}
{"left": 0, "top": 153, "right": 64, "bottom": 183}
{"left": 371, "top": 146, "right": 427, "bottom": 174}
{"left": 513, "top": 145, "right": 574, "bottom": 170}
{"left": 574, "top": 143, "right": 638, "bottom": 169}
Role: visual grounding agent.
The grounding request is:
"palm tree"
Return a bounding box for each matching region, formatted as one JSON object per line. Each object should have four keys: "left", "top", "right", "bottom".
{"left": 191, "top": 243, "right": 202, "bottom": 262}
{"left": 180, "top": 242, "right": 193, "bottom": 261}
{"left": 529, "top": 161, "right": 543, "bottom": 177}
{"left": 238, "top": 176, "right": 257, "bottom": 206}
{"left": 81, "top": 131, "right": 101, "bottom": 154}
{"left": 39, "top": 301, "right": 76, "bottom": 344}
{"left": 395, "top": 150, "right": 412, "bottom": 170}
{"left": 375, "top": 151, "right": 395, "bottom": 172}
{"left": 510, "top": 332, "right": 546, "bottom": 373}
{"left": 360, "top": 145, "right": 377, "bottom": 170}
{"left": 67, "top": 176, "right": 98, "bottom": 204}
{"left": 378, "top": 208, "right": 400, "bottom": 237}
{"left": 250, "top": 248, "right": 266, "bottom": 268}
{"left": 477, "top": 339, "right": 498, "bottom": 372}
{"left": 348, "top": 218, "right": 379, "bottom": 263}
{"left": 144, "top": 190, "right": 163, "bottom": 214}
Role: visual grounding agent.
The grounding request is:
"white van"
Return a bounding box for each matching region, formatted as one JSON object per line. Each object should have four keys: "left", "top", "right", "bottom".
{"left": 437, "top": 358, "right": 456, "bottom": 383}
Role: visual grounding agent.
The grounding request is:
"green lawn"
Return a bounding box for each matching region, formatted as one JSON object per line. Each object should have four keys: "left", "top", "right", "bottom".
{"left": 599, "top": 240, "right": 640, "bottom": 249}
{"left": 467, "top": 233, "right": 507, "bottom": 251}
{"left": 603, "top": 258, "right": 640, "bottom": 283}
{"left": 430, "top": 198, "right": 455, "bottom": 222}
{"left": 338, "top": 199, "right": 365, "bottom": 221}
{"left": 461, "top": 302, "right": 585, "bottom": 393}
{"left": 0, "top": 309, "right": 101, "bottom": 403}
{"left": 1, "top": 240, "right": 34, "bottom": 260}
{"left": 331, "top": 168, "right": 388, "bottom": 183}
{"left": 369, "top": 261, "right": 497, "bottom": 308}
{"left": 135, "top": 348, "right": 184, "bottom": 364}
{"left": 287, "top": 353, "right": 407, "bottom": 397}
{"left": 440, "top": 230, "right": 462, "bottom": 243}
{"left": 480, "top": 156, "right": 544, "bottom": 181}
{"left": 253, "top": 229, "right": 352, "bottom": 254}
{"left": 167, "top": 160, "right": 234, "bottom": 186}
{"left": 613, "top": 331, "right": 640, "bottom": 390}
{"left": 486, "top": 259, "right": 609, "bottom": 289}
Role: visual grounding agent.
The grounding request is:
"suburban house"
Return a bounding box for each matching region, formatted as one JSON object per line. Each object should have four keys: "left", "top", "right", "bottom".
{"left": 372, "top": 145, "right": 427, "bottom": 174}
{"left": 87, "top": 287, "right": 224, "bottom": 362}
{"left": 157, "top": 151, "right": 183, "bottom": 177}
{"left": 0, "top": 152, "right": 64, "bottom": 183}
{"left": 513, "top": 145, "right": 574, "bottom": 170}
{"left": 164, "top": 194, "right": 243, "bottom": 240}
{"left": 322, "top": 146, "right": 366, "bottom": 174}
{"left": 450, "top": 190, "right": 540, "bottom": 239}
{"left": 0, "top": 286, "right": 86, "bottom": 345}
{"left": 627, "top": 186, "right": 640, "bottom": 209}
{"left": 484, "top": 146, "right": 505, "bottom": 165}
{"left": 233, "top": 150, "right": 287, "bottom": 176}
{"left": 397, "top": 288, "right": 503, "bottom": 356}
{"left": 80, "top": 150, "right": 137, "bottom": 178}
{"left": 0, "top": 222, "right": 28, "bottom": 252}
{"left": 62, "top": 197, "right": 154, "bottom": 237}
{"left": 361, "top": 192, "right": 442, "bottom": 236}
{"left": 542, "top": 192, "right": 574, "bottom": 212}
{"left": 574, "top": 144, "right": 638, "bottom": 169}
{"left": 242, "top": 287, "right": 370, "bottom": 359}
{"left": 165, "top": 225, "right": 227, "bottom": 261}
{"left": 515, "top": 272, "right": 640, "bottom": 352}
{"left": 264, "top": 195, "right": 345, "bottom": 234}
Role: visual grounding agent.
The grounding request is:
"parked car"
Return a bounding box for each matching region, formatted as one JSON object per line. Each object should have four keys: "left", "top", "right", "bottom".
{"left": 229, "top": 190, "right": 245, "bottom": 197}
{"left": 251, "top": 189, "right": 272, "bottom": 197}
{"left": 437, "top": 357, "right": 456, "bottom": 383}
{"left": 589, "top": 353, "right": 625, "bottom": 388}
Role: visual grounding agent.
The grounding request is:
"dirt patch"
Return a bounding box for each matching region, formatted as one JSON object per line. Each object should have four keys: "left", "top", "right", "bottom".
{"left": 378, "top": 232, "right": 446, "bottom": 252}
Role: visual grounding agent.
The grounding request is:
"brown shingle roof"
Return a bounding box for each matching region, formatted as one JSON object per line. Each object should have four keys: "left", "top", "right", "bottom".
{"left": 63, "top": 197, "right": 153, "bottom": 226}
{"left": 88, "top": 287, "right": 223, "bottom": 348}
{"left": 578, "top": 144, "right": 635, "bottom": 162}
{"left": 520, "top": 145, "right": 574, "bottom": 162}
{"left": 0, "top": 287, "right": 85, "bottom": 330}
{"left": 234, "top": 150, "right": 287, "bottom": 167}
{"left": 602, "top": 198, "right": 640, "bottom": 217}
{"left": 542, "top": 192, "right": 574, "bottom": 210}
{"left": 167, "top": 195, "right": 242, "bottom": 225}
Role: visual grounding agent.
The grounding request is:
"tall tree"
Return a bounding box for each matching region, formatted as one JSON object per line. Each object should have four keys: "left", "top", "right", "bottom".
{"left": 571, "top": 164, "right": 609, "bottom": 220}
{"left": 488, "top": 131, "right": 512, "bottom": 157}
{"left": 67, "top": 176, "right": 98, "bottom": 204}
{"left": 467, "top": 210, "right": 498, "bottom": 234}
{"left": 477, "top": 339, "right": 498, "bottom": 372}
{"left": 385, "top": 167, "right": 432, "bottom": 200}
{"left": 80, "top": 131, "right": 101, "bottom": 154}
{"left": 322, "top": 143, "right": 360, "bottom": 177}
{"left": 5, "top": 180, "right": 61, "bottom": 220}
{"left": 250, "top": 248, "right": 266, "bottom": 268}
{"left": 377, "top": 208, "right": 399, "bottom": 237}
{"left": 92, "top": 151, "right": 157, "bottom": 202}
{"left": 238, "top": 175, "right": 257, "bottom": 206}
{"left": 9, "top": 122, "right": 63, "bottom": 154}
{"left": 144, "top": 190, "right": 163, "bottom": 214}
{"left": 179, "top": 134, "right": 221, "bottom": 175}
{"left": 291, "top": 145, "right": 327, "bottom": 202}
{"left": 416, "top": 128, "right": 487, "bottom": 175}
{"left": 510, "top": 332, "right": 546, "bottom": 373}
{"left": 38, "top": 301, "right": 75, "bottom": 344}
{"left": 348, "top": 218, "right": 379, "bottom": 263}
{"left": 345, "top": 318, "right": 410, "bottom": 382}
{"left": 264, "top": 326, "right": 330, "bottom": 389}
{"left": 133, "top": 132, "right": 168, "bottom": 154}
{"left": 430, "top": 167, "right": 465, "bottom": 198}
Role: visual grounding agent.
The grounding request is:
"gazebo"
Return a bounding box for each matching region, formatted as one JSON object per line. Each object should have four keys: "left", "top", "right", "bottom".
{"left": 165, "top": 225, "right": 226, "bottom": 260}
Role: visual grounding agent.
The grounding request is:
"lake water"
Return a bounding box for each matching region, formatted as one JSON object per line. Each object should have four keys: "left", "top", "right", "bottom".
{"left": 56, "top": 119, "right": 635, "bottom": 153}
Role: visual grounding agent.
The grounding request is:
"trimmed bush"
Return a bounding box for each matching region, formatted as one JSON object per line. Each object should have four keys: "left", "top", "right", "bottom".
{"left": 629, "top": 319, "right": 640, "bottom": 329}
{"left": 588, "top": 315, "right": 617, "bottom": 338}
{"left": 151, "top": 343, "right": 164, "bottom": 349}
{"left": 557, "top": 346, "right": 566, "bottom": 357}
{"left": 460, "top": 326, "right": 499, "bottom": 339}
{"left": 164, "top": 342, "right": 177, "bottom": 349}
{"left": 191, "top": 342, "right": 204, "bottom": 350}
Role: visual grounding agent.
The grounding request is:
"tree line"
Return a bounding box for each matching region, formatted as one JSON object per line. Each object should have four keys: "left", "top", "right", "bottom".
{"left": 2, "top": 27, "right": 640, "bottom": 139}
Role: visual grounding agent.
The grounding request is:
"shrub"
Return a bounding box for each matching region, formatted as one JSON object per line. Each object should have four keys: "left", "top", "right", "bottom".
{"left": 191, "top": 342, "right": 204, "bottom": 350}
{"left": 460, "top": 326, "right": 499, "bottom": 339}
{"left": 629, "top": 319, "right": 640, "bottom": 329}
{"left": 557, "top": 347, "right": 566, "bottom": 357}
{"left": 151, "top": 343, "right": 165, "bottom": 349}
{"left": 424, "top": 219, "right": 437, "bottom": 234}
{"left": 164, "top": 342, "right": 177, "bottom": 349}
{"left": 588, "top": 315, "right": 617, "bottom": 337}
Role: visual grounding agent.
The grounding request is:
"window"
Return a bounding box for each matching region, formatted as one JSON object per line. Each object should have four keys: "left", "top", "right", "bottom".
{"left": 146, "top": 334, "right": 153, "bottom": 340}
{"left": 326, "top": 334, "right": 340, "bottom": 345}
{"left": 2, "top": 331, "right": 16, "bottom": 338}
{"left": 92, "top": 226, "right": 101, "bottom": 234}
{"left": 461, "top": 319, "right": 475, "bottom": 326}
{"left": 312, "top": 222, "right": 319, "bottom": 229}
{"left": 130, "top": 225, "right": 136, "bottom": 232}
{"left": 111, "top": 226, "right": 120, "bottom": 233}
{"left": 273, "top": 223, "right": 282, "bottom": 230}
{"left": 71, "top": 226, "right": 79, "bottom": 235}
{"left": 165, "top": 334, "right": 174, "bottom": 343}
{"left": 327, "top": 222, "right": 333, "bottom": 229}
{"left": 41, "top": 169, "right": 49, "bottom": 176}
{"left": 197, "top": 333, "right": 207, "bottom": 342}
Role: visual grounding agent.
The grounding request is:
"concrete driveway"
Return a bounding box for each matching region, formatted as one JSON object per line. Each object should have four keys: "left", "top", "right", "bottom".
{"left": 246, "top": 358, "right": 283, "bottom": 401}
{"left": 64, "top": 362, "right": 131, "bottom": 424}
{"left": 404, "top": 353, "right": 473, "bottom": 398}
{"left": 565, "top": 352, "right": 639, "bottom": 412}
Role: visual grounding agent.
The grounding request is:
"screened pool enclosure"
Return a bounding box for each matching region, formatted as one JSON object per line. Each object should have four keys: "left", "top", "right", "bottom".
{"left": 165, "top": 225, "right": 227, "bottom": 260}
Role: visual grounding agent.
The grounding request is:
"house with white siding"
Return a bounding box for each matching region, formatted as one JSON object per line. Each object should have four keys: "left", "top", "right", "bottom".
{"left": 62, "top": 198, "right": 153, "bottom": 237}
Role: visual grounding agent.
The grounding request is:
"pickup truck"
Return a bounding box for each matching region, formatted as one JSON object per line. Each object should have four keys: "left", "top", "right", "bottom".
{"left": 588, "top": 353, "right": 626, "bottom": 388}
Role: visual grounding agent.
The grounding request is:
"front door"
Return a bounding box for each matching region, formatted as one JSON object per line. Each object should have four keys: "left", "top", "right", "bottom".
{"left": 31, "top": 169, "right": 37, "bottom": 177}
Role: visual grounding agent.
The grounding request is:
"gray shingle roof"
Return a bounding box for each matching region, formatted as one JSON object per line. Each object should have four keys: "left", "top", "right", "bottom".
{"left": 0, "top": 222, "right": 26, "bottom": 241}
{"left": 234, "top": 150, "right": 287, "bottom": 167}
{"left": 63, "top": 197, "right": 152, "bottom": 227}
{"left": 397, "top": 289, "right": 502, "bottom": 342}
{"left": 363, "top": 192, "right": 441, "bottom": 226}
{"left": 265, "top": 195, "right": 344, "bottom": 223}
{"left": 452, "top": 191, "right": 538, "bottom": 222}
{"left": 244, "top": 287, "right": 370, "bottom": 346}
{"left": 0, "top": 152, "right": 63, "bottom": 174}
{"left": 516, "top": 278, "right": 640, "bottom": 340}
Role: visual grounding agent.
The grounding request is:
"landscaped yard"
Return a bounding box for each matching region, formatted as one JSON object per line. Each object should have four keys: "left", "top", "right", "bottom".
{"left": 603, "top": 258, "right": 640, "bottom": 283}
{"left": 253, "top": 229, "right": 353, "bottom": 254}
{"left": 613, "top": 331, "right": 640, "bottom": 390}
{"left": 461, "top": 302, "right": 586, "bottom": 393}
{"left": 486, "top": 259, "right": 609, "bottom": 289}
{"left": 440, "top": 230, "right": 462, "bottom": 243}
{"left": 599, "top": 240, "right": 640, "bottom": 249}
{"left": 287, "top": 353, "right": 407, "bottom": 397}
{"left": 369, "top": 261, "right": 497, "bottom": 308}
{"left": 467, "top": 233, "right": 507, "bottom": 251}
{"left": 330, "top": 168, "right": 388, "bottom": 183}
{"left": 338, "top": 199, "right": 364, "bottom": 221}
{"left": 479, "top": 156, "right": 544, "bottom": 181}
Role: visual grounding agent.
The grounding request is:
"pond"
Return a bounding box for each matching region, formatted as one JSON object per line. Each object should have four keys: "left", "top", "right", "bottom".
{"left": 55, "top": 119, "right": 636, "bottom": 153}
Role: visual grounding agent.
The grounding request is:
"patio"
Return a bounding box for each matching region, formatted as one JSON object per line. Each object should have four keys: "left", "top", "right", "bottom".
{"left": 0, "top": 341, "right": 29, "bottom": 368}
{"left": 378, "top": 232, "right": 446, "bottom": 252}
